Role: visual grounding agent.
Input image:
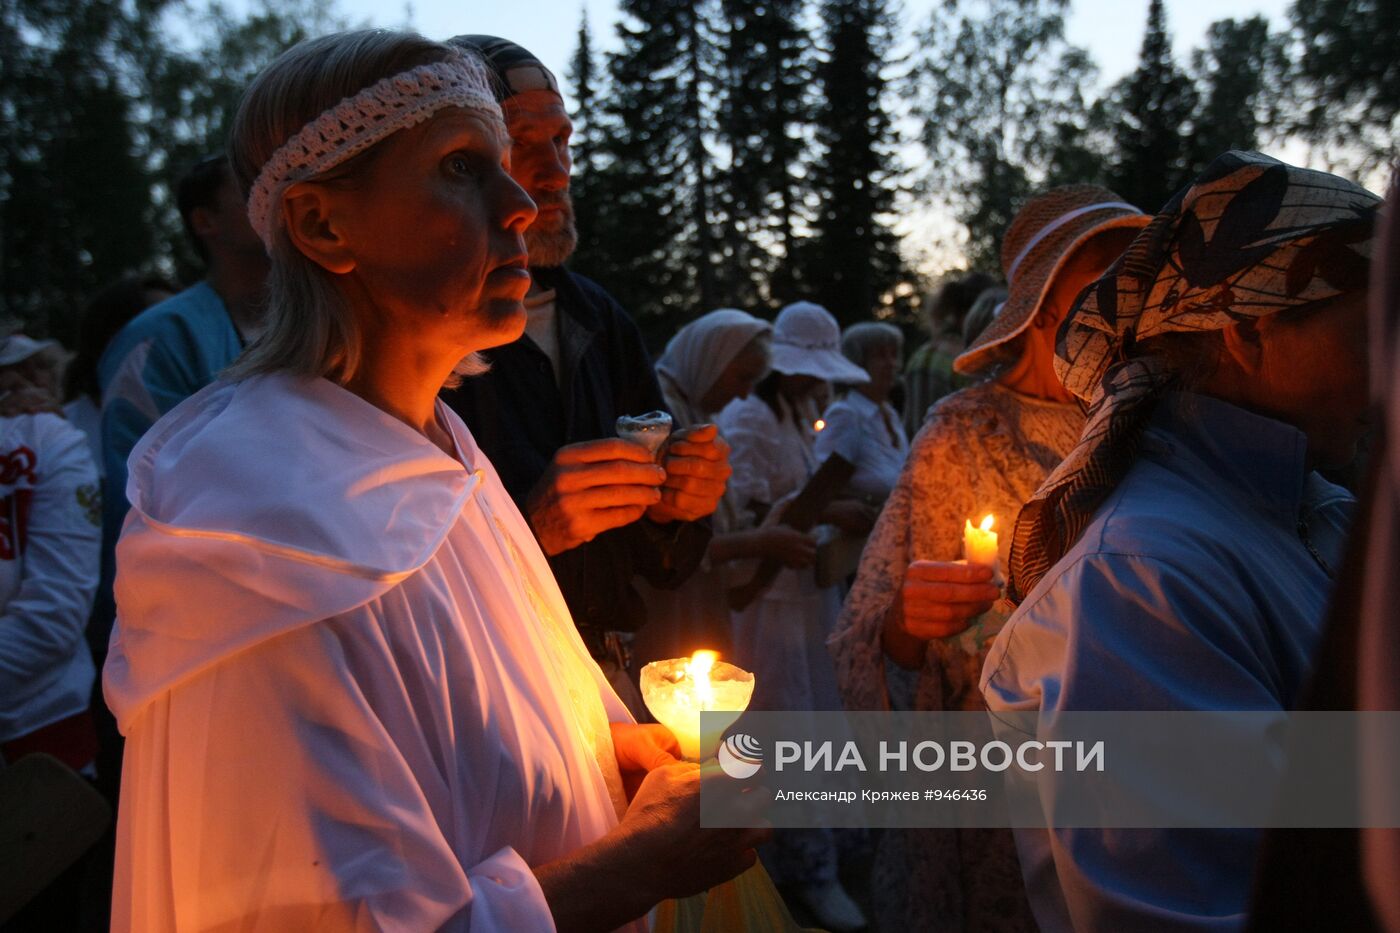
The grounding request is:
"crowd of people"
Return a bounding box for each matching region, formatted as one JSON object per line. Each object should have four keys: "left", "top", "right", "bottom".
{"left": 0, "top": 23, "right": 1395, "bottom": 933}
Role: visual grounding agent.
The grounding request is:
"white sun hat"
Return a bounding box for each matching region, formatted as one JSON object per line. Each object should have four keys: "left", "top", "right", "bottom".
{"left": 0, "top": 334, "right": 65, "bottom": 368}
{"left": 768, "top": 302, "right": 870, "bottom": 385}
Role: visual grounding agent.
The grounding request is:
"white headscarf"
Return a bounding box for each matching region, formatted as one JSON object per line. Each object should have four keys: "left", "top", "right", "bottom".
{"left": 655, "top": 309, "right": 771, "bottom": 426}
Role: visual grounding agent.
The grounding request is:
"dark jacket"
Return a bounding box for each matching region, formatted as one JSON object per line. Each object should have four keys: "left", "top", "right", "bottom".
{"left": 440, "top": 266, "right": 710, "bottom": 656}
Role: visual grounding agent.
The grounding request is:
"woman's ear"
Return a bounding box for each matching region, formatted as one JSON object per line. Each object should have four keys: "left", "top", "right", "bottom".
{"left": 281, "top": 182, "right": 356, "bottom": 275}
{"left": 1219, "top": 317, "right": 1265, "bottom": 377}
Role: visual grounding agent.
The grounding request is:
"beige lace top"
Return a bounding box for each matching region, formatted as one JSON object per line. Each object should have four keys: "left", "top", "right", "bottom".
{"left": 829, "top": 379, "right": 1084, "bottom": 713}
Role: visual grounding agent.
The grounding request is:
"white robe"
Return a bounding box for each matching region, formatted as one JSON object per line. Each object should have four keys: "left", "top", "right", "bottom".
{"left": 104, "top": 372, "right": 640, "bottom": 932}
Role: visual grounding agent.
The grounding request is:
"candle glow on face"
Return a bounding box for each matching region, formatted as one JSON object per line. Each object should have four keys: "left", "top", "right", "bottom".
{"left": 640, "top": 650, "right": 755, "bottom": 761}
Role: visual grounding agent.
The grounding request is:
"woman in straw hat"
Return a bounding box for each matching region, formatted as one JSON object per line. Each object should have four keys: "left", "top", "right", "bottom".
{"left": 983, "top": 151, "right": 1378, "bottom": 932}
{"left": 718, "top": 300, "right": 873, "bottom": 931}
{"left": 828, "top": 185, "right": 1149, "bottom": 932}
{"left": 103, "top": 30, "right": 763, "bottom": 932}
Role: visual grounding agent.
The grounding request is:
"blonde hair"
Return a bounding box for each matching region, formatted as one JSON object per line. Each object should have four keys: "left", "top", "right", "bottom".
{"left": 225, "top": 29, "right": 498, "bottom": 388}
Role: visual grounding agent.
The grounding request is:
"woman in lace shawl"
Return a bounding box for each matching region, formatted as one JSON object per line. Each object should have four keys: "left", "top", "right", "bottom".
{"left": 828, "top": 186, "right": 1148, "bottom": 932}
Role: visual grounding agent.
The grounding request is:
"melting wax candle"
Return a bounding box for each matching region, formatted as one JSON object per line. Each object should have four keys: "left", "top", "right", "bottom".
{"left": 963, "top": 513, "right": 999, "bottom": 573}
{"left": 640, "top": 650, "right": 755, "bottom": 761}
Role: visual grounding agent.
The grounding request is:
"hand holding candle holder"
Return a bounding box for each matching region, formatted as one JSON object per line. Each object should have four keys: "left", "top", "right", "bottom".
{"left": 640, "top": 652, "right": 813, "bottom": 933}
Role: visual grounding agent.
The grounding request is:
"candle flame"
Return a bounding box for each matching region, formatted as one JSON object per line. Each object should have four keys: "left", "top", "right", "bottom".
{"left": 979, "top": 514, "right": 994, "bottom": 532}
{"left": 813, "top": 419, "right": 826, "bottom": 432}
{"left": 688, "top": 650, "right": 718, "bottom": 708}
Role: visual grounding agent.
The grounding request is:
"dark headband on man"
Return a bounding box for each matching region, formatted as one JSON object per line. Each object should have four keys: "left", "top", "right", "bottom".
{"left": 447, "top": 35, "right": 560, "bottom": 102}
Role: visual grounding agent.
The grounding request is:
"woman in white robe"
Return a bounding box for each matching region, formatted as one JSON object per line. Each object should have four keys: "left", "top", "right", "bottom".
{"left": 104, "top": 30, "right": 763, "bottom": 932}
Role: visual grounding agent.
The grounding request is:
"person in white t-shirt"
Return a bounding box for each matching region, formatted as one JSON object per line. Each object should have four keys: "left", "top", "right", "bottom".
{"left": 0, "top": 333, "right": 101, "bottom": 772}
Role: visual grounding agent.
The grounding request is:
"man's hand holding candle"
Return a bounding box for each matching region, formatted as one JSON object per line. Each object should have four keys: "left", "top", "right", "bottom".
{"left": 525, "top": 438, "right": 668, "bottom": 555}
{"left": 646, "top": 423, "right": 732, "bottom": 524}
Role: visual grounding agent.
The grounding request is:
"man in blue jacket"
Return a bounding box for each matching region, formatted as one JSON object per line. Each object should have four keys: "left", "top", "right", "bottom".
{"left": 94, "top": 155, "right": 269, "bottom": 661}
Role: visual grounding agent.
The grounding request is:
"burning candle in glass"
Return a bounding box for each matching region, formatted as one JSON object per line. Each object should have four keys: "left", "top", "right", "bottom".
{"left": 640, "top": 650, "right": 755, "bottom": 761}
{"left": 963, "top": 513, "right": 1000, "bottom": 583}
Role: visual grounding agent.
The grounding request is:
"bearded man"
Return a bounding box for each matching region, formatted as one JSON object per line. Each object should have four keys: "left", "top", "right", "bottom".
{"left": 439, "top": 37, "right": 731, "bottom": 709}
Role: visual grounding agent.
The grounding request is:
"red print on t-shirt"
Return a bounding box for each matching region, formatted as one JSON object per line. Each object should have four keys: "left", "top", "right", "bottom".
{"left": 0, "top": 445, "right": 37, "bottom": 561}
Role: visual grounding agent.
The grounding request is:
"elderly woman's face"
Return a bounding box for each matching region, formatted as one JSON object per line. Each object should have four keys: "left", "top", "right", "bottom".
{"left": 321, "top": 108, "right": 537, "bottom": 352}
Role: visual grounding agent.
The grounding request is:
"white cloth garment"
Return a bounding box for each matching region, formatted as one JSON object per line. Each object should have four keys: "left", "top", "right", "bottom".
{"left": 105, "top": 372, "right": 640, "bottom": 933}
{"left": 814, "top": 390, "right": 908, "bottom": 503}
{"left": 717, "top": 392, "right": 843, "bottom": 712}
{"left": 655, "top": 309, "right": 771, "bottom": 423}
{"left": 0, "top": 413, "right": 100, "bottom": 746}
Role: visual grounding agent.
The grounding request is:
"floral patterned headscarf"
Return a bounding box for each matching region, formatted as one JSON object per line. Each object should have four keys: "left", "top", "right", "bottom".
{"left": 1007, "top": 150, "right": 1380, "bottom": 603}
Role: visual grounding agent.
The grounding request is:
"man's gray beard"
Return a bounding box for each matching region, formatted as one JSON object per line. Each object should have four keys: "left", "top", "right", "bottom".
{"left": 524, "top": 215, "right": 578, "bottom": 268}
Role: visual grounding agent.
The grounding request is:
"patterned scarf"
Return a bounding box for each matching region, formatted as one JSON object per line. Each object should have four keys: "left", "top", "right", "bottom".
{"left": 1007, "top": 150, "right": 1380, "bottom": 603}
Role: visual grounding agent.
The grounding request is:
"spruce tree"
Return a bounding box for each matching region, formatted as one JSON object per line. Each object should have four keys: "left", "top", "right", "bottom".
{"left": 804, "top": 0, "right": 906, "bottom": 326}
{"left": 716, "top": 0, "right": 811, "bottom": 310}
{"left": 591, "top": 0, "right": 722, "bottom": 337}
{"left": 1105, "top": 0, "right": 1199, "bottom": 213}
{"left": 566, "top": 10, "right": 607, "bottom": 279}
{"left": 1, "top": 0, "right": 166, "bottom": 342}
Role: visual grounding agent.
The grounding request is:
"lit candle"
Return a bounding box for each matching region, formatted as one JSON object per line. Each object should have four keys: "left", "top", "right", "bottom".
{"left": 640, "top": 650, "right": 755, "bottom": 761}
{"left": 963, "top": 514, "right": 999, "bottom": 578}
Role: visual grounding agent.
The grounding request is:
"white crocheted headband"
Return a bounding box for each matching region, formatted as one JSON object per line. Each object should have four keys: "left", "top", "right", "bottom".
{"left": 247, "top": 54, "right": 502, "bottom": 250}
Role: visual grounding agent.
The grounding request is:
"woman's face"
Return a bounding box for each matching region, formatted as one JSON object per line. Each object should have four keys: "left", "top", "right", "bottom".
{"left": 701, "top": 336, "right": 770, "bottom": 413}
{"left": 1011, "top": 227, "right": 1139, "bottom": 393}
{"left": 860, "top": 340, "right": 901, "bottom": 401}
{"left": 779, "top": 372, "right": 825, "bottom": 402}
{"left": 320, "top": 108, "right": 538, "bottom": 355}
{"left": 1253, "top": 288, "right": 1370, "bottom": 470}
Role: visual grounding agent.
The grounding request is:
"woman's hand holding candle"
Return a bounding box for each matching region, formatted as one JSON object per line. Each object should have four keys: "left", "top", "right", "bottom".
{"left": 535, "top": 762, "right": 771, "bottom": 930}
{"left": 882, "top": 561, "right": 1000, "bottom": 669}
{"left": 618, "top": 764, "right": 771, "bottom": 896}
{"left": 611, "top": 722, "right": 682, "bottom": 800}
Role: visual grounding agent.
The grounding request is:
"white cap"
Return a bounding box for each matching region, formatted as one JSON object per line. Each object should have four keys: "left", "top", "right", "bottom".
{"left": 0, "top": 334, "right": 63, "bottom": 368}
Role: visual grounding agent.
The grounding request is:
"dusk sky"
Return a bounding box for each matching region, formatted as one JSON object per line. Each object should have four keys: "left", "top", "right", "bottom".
{"left": 230, "top": 0, "right": 1302, "bottom": 270}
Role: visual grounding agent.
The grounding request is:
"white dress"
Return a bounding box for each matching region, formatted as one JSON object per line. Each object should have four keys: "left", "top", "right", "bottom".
{"left": 105, "top": 373, "right": 640, "bottom": 932}
{"left": 717, "top": 392, "right": 843, "bottom": 714}
{"left": 814, "top": 390, "right": 909, "bottom": 504}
